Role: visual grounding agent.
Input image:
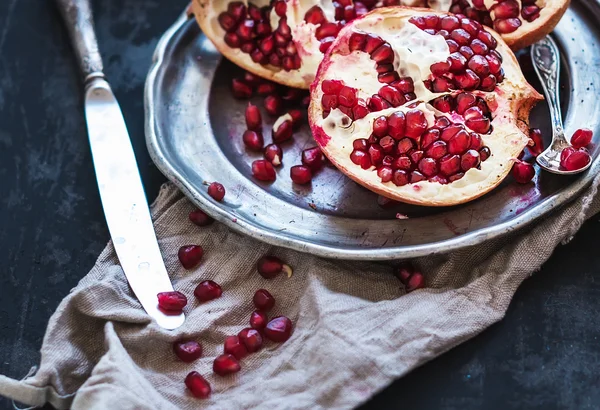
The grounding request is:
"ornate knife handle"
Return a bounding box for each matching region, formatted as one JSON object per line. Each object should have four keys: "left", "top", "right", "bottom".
{"left": 54, "top": 0, "right": 104, "bottom": 82}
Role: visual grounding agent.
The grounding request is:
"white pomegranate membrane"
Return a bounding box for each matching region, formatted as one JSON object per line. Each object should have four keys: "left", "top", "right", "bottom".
{"left": 310, "top": 10, "right": 542, "bottom": 205}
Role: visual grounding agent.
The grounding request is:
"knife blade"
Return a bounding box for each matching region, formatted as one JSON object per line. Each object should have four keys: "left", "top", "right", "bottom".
{"left": 55, "top": 0, "right": 184, "bottom": 329}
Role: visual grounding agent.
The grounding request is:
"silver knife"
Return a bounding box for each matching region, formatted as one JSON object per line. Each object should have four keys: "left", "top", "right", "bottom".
{"left": 55, "top": 0, "right": 185, "bottom": 329}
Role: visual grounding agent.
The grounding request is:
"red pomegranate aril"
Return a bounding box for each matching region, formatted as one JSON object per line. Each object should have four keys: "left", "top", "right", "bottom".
{"left": 253, "top": 289, "right": 275, "bottom": 311}
{"left": 392, "top": 78, "right": 414, "bottom": 94}
{"left": 393, "top": 157, "right": 411, "bottom": 172}
{"left": 338, "top": 104, "right": 354, "bottom": 119}
{"left": 477, "top": 30, "right": 497, "bottom": 48}
{"left": 232, "top": 79, "right": 253, "bottom": 99}
{"left": 377, "top": 63, "right": 394, "bottom": 74}
{"left": 432, "top": 95, "right": 454, "bottom": 113}
{"left": 391, "top": 169, "right": 409, "bottom": 185}
{"left": 379, "top": 85, "right": 405, "bottom": 107}
{"left": 383, "top": 155, "right": 394, "bottom": 167}
{"left": 440, "top": 15, "right": 460, "bottom": 30}
{"left": 218, "top": 12, "right": 237, "bottom": 32}
{"left": 185, "top": 372, "right": 211, "bottom": 399}
{"left": 178, "top": 245, "right": 204, "bottom": 269}
{"left": 338, "top": 86, "right": 357, "bottom": 107}
{"left": 571, "top": 128, "right": 593, "bottom": 149}
{"left": 446, "top": 39, "right": 459, "bottom": 53}
{"left": 461, "top": 18, "right": 480, "bottom": 35}
{"left": 512, "top": 160, "right": 535, "bottom": 183}
{"left": 561, "top": 148, "right": 591, "bottom": 171}
{"left": 322, "top": 94, "right": 338, "bottom": 111}
{"left": 447, "top": 52, "right": 467, "bottom": 72}
{"left": 194, "top": 280, "right": 222, "bottom": 302}
{"left": 368, "top": 95, "right": 391, "bottom": 111}
{"left": 322, "top": 79, "right": 343, "bottom": 94}
{"left": 494, "top": 18, "right": 521, "bottom": 34}
{"left": 243, "top": 130, "right": 264, "bottom": 151}
{"left": 250, "top": 310, "right": 268, "bottom": 330}
{"left": 406, "top": 272, "right": 425, "bottom": 292}
{"left": 405, "top": 110, "right": 428, "bottom": 140}
{"left": 421, "top": 129, "right": 440, "bottom": 149}
{"left": 454, "top": 69, "right": 480, "bottom": 90}
{"left": 273, "top": 120, "right": 293, "bottom": 143}
{"left": 432, "top": 77, "right": 452, "bottom": 93}
{"left": 348, "top": 31, "right": 367, "bottom": 52}
{"left": 189, "top": 209, "right": 214, "bottom": 227}
{"left": 264, "top": 316, "right": 293, "bottom": 343}
{"left": 257, "top": 255, "right": 292, "bottom": 278}
{"left": 409, "top": 150, "right": 423, "bottom": 164}
{"left": 387, "top": 111, "right": 406, "bottom": 140}
{"left": 492, "top": 0, "right": 519, "bottom": 19}
{"left": 227, "top": 2, "right": 246, "bottom": 21}
{"left": 364, "top": 33, "right": 385, "bottom": 53}
{"left": 450, "top": 28, "right": 471, "bottom": 46}
{"left": 434, "top": 116, "right": 451, "bottom": 129}
{"left": 213, "top": 354, "right": 241, "bottom": 376}
{"left": 305, "top": 5, "right": 326, "bottom": 24}
{"left": 353, "top": 101, "right": 370, "bottom": 120}
{"left": 469, "top": 133, "right": 483, "bottom": 150}
{"left": 245, "top": 103, "right": 262, "bottom": 131}
{"left": 259, "top": 36, "right": 275, "bottom": 55}
{"left": 264, "top": 144, "right": 283, "bottom": 167}
{"left": 480, "top": 75, "right": 497, "bottom": 91}
{"left": 256, "top": 21, "right": 272, "bottom": 37}
{"left": 248, "top": 3, "right": 263, "bottom": 20}
{"left": 353, "top": 139, "right": 369, "bottom": 151}
{"left": 224, "top": 32, "right": 241, "bottom": 48}
{"left": 396, "top": 138, "right": 415, "bottom": 155}
{"left": 369, "top": 144, "right": 386, "bottom": 164}
{"left": 460, "top": 46, "right": 474, "bottom": 59}
{"left": 316, "top": 22, "right": 340, "bottom": 40}
{"left": 439, "top": 154, "right": 461, "bottom": 176}
{"left": 466, "top": 117, "right": 491, "bottom": 134}
{"left": 236, "top": 20, "right": 255, "bottom": 42}
{"left": 456, "top": 92, "right": 476, "bottom": 114}
{"left": 250, "top": 49, "right": 267, "bottom": 64}
{"left": 378, "top": 71, "right": 400, "bottom": 84}
{"left": 560, "top": 146, "right": 575, "bottom": 164}
{"left": 418, "top": 157, "right": 438, "bottom": 177}
{"left": 425, "top": 140, "right": 448, "bottom": 160}
{"left": 479, "top": 146, "right": 491, "bottom": 161}
{"left": 157, "top": 291, "right": 187, "bottom": 312}
{"left": 224, "top": 336, "right": 248, "bottom": 360}
{"left": 287, "top": 109, "right": 303, "bottom": 129}
{"left": 468, "top": 55, "right": 490, "bottom": 76}
{"left": 440, "top": 124, "right": 462, "bottom": 142}
{"left": 449, "top": 172, "right": 465, "bottom": 182}
{"left": 448, "top": 130, "right": 472, "bottom": 154}
{"left": 264, "top": 95, "right": 283, "bottom": 116}
{"left": 238, "top": 328, "right": 263, "bottom": 352}
{"left": 351, "top": 149, "right": 372, "bottom": 169}
{"left": 521, "top": 5, "right": 541, "bottom": 21}
{"left": 319, "top": 37, "right": 336, "bottom": 53}
{"left": 527, "top": 128, "right": 544, "bottom": 157}
{"left": 256, "top": 83, "right": 276, "bottom": 96}
{"left": 174, "top": 341, "right": 203, "bottom": 363}
{"left": 377, "top": 166, "right": 393, "bottom": 182}
{"left": 461, "top": 149, "right": 481, "bottom": 171}
{"left": 371, "top": 43, "right": 394, "bottom": 64}
{"left": 290, "top": 165, "right": 313, "bottom": 184}
{"left": 252, "top": 159, "right": 276, "bottom": 181}
{"left": 373, "top": 116, "right": 388, "bottom": 137}
{"left": 302, "top": 147, "right": 324, "bottom": 170}
{"left": 470, "top": 39, "right": 489, "bottom": 55}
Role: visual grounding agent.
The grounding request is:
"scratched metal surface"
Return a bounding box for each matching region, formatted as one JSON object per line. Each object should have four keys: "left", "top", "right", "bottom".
{"left": 146, "top": 8, "right": 600, "bottom": 260}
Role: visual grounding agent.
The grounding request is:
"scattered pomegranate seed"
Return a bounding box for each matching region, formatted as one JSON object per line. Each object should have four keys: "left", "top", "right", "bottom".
{"left": 264, "top": 95, "right": 284, "bottom": 116}
{"left": 243, "top": 130, "right": 264, "bottom": 151}
{"left": 245, "top": 103, "right": 262, "bottom": 131}
{"left": 406, "top": 272, "right": 425, "bottom": 292}
{"left": 394, "top": 262, "right": 425, "bottom": 292}
{"left": 185, "top": 371, "right": 211, "bottom": 399}
{"left": 208, "top": 182, "right": 225, "bottom": 201}
{"left": 301, "top": 147, "right": 324, "bottom": 170}
{"left": 264, "top": 144, "right": 283, "bottom": 166}
{"left": 213, "top": 354, "right": 241, "bottom": 376}
{"left": 290, "top": 165, "right": 313, "bottom": 184}
{"left": 257, "top": 255, "right": 293, "bottom": 279}
{"left": 257, "top": 83, "right": 277, "bottom": 96}
{"left": 250, "top": 310, "right": 268, "bottom": 330}
{"left": 194, "top": 280, "right": 223, "bottom": 302}
{"left": 157, "top": 291, "right": 187, "bottom": 312}
{"left": 231, "top": 79, "right": 252, "bottom": 99}
{"left": 273, "top": 119, "right": 294, "bottom": 143}
{"left": 189, "top": 209, "right": 214, "bottom": 226}
{"left": 252, "top": 159, "right": 277, "bottom": 181}
{"left": 253, "top": 289, "right": 275, "bottom": 311}
{"left": 512, "top": 159, "right": 535, "bottom": 183}
{"left": 571, "top": 128, "right": 593, "bottom": 149}
{"left": 288, "top": 109, "right": 304, "bottom": 129}
{"left": 264, "top": 316, "right": 293, "bottom": 342}
{"left": 560, "top": 147, "right": 591, "bottom": 171}
{"left": 224, "top": 336, "right": 248, "bottom": 360}
{"left": 528, "top": 128, "right": 544, "bottom": 157}
{"left": 178, "top": 245, "right": 204, "bottom": 269}
{"left": 173, "top": 341, "right": 203, "bottom": 362}
{"left": 238, "top": 328, "right": 263, "bottom": 352}
{"left": 394, "top": 262, "right": 414, "bottom": 283}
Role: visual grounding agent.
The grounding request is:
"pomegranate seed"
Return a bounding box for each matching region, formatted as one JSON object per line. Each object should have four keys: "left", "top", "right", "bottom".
{"left": 231, "top": 79, "right": 252, "bottom": 99}
{"left": 224, "top": 33, "right": 241, "bottom": 48}
{"left": 338, "top": 86, "right": 357, "bottom": 107}
{"left": 560, "top": 146, "right": 576, "bottom": 164}
{"left": 288, "top": 109, "right": 304, "bottom": 129}
{"left": 377, "top": 166, "right": 393, "bottom": 182}
{"left": 387, "top": 111, "right": 406, "bottom": 140}
{"left": 431, "top": 61, "right": 451, "bottom": 75}
{"left": 194, "top": 280, "right": 223, "bottom": 302}
{"left": 259, "top": 36, "right": 275, "bottom": 55}
{"left": 213, "top": 354, "right": 241, "bottom": 376}
{"left": 378, "top": 85, "right": 405, "bottom": 107}
{"left": 410, "top": 150, "right": 424, "bottom": 164}
{"left": 238, "top": 328, "right": 263, "bottom": 352}
{"left": 253, "top": 289, "right": 275, "bottom": 311}
{"left": 450, "top": 28, "right": 471, "bottom": 46}
{"left": 561, "top": 148, "right": 591, "bottom": 171}
{"left": 224, "top": 336, "right": 248, "bottom": 360}
{"left": 349, "top": 31, "right": 367, "bottom": 51}
{"left": 250, "top": 310, "right": 268, "bottom": 330}
{"left": 264, "top": 95, "right": 283, "bottom": 116}
{"left": 434, "top": 116, "right": 451, "bottom": 129}
{"left": 322, "top": 79, "right": 343, "bottom": 94}
{"left": 477, "top": 30, "right": 497, "bottom": 48}
{"left": 480, "top": 75, "right": 497, "bottom": 91}
{"left": 364, "top": 33, "right": 385, "bottom": 53}
{"left": 319, "top": 37, "right": 335, "bottom": 53}
{"left": 528, "top": 128, "right": 544, "bottom": 156}
{"left": 432, "top": 95, "right": 453, "bottom": 113}
{"left": 479, "top": 146, "right": 491, "bottom": 161}
{"left": 264, "top": 316, "right": 293, "bottom": 342}
{"left": 243, "top": 130, "right": 264, "bottom": 151}
{"left": 494, "top": 18, "right": 521, "bottom": 33}
{"left": 256, "top": 21, "right": 272, "bottom": 37}
{"left": 392, "top": 77, "right": 414, "bottom": 93}
{"left": 189, "top": 209, "right": 214, "bottom": 226}
{"left": 468, "top": 55, "right": 490, "bottom": 76}
{"left": 448, "top": 130, "right": 472, "bottom": 154}
{"left": 274, "top": 0, "right": 286, "bottom": 17}
{"left": 371, "top": 43, "right": 394, "bottom": 64}
{"left": 264, "top": 144, "right": 283, "bottom": 166}
{"left": 157, "top": 291, "right": 187, "bottom": 312}
{"left": 394, "top": 156, "right": 413, "bottom": 171}
{"left": 353, "top": 101, "right": 370, "bottom": 120}
{"left": 454, "top": 69, "right": 480, "bottom": 90}
{"left": 372, "top": 116, "right": 389, "bottom": 137}
{"left": 512, "top": 160, "right": 535, "bottom": 183}
{"left": 353, "top": 139, "right": 368, "bottom": 151}
{"left": 440, "top": 154, "right": 461, "bottom": 176}
{"left": 405, "top": 110, "right": 428, "bottom": 139}
{"left": 406, "top": 272, "right": 425, "bottom": 292}
{"left": 302, "top": 147, "right": 324, "bottom": 170}
{"left": 410, "top": 170, "right": 426, "bottom": 183}
{"left": 273, "top": 120, "right": 294, "bottom": 143}
{"left": 290, "top": 165, "right": 312, "bottom": 184}
{"left": 571, "top": 128, "right": 593, "bottom": 149}
{"left": 522, "top": 5, "right": 541, "bottom": 21}
{"left": 185, "top": 371, "right": 211, "bottom": 399}
{"left": 369, "top": 144, "right": 385, "bottom": 164}
{"left": 252, "top": 159, "right": 277, "bottom": 181}
{"left": 368, "top": 94, "right": 391, "bottom": 111}
{"left": 448, "top": 52, "right": 467, "bottom": 72}
{"left": 174, "top": 341, "right": 203, "bottom": 362}
{"left": 425, "top": 140, "right": 448, "bottom": 160}
{"left": 456, "top": 93, "right": 476, "bottom": 114}
{"left": 461, "top": 149, "right": 481, "bottom": 171}
{"left": 218, "top": 13, "right": 237, "bottom": 32}
{"left": 469, "top": 132, "right": 483, "bottom": 150}
{"left": 207, "top": 182, "right": 225, "bottom": 202}
{"left": 178, "top": 245, "right": 204, "bottom": 269}
{"left": 378, "top": 71, "right": 400, "bottom": 84}
{"left": 390, "top": 169, "right": 408, "bottom": 186}
{"left": 493, "top": 0, "right": 519, "bottom": 19}
{"left": 321, "top": 94, "right": 338, "bottom": 110}
{"left": 449, "top": 172, "right": 465, "bottom": 182}
{"left": 418, "top": 157, "right": 438, "bottom": 177}
{"left": 305, "top": 5, "right": 326, "bottom": 24}
{"left": 257, "top": 255, "right": 292, "bottom": 278}
{"left": 440, "top": 15, "right": 460, "bottom": 30}
{"left": 257, "top": 83, "right": 277, "bottom": 96}
{"left": 350, "top": 149, "right": 372, "bottom": 169}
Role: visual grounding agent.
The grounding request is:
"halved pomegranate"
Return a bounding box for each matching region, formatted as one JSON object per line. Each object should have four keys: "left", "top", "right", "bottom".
{"left": 191, "top": 0, "right": 567, "bottom": 88}
{"left": 308, "top": 8, "right": 542, "bottom": 206}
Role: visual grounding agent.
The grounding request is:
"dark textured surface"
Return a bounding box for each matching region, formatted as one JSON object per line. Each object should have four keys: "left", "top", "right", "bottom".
{"left": 0, "top": 0, "right": 598, "bottom": 409}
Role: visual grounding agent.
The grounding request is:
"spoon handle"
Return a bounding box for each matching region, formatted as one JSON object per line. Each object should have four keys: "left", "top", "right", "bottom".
{"left": 531, "top": 36, "right": 569, "bottom": 149}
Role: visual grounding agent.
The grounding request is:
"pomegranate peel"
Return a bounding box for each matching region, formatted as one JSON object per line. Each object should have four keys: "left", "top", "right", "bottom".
{"left": 308, "top": 8, "right": 542, "bottom": 206}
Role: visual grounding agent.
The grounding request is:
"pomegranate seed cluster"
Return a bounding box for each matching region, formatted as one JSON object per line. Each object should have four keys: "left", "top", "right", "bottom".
{"left": 410, "top": 14, "right": 505, "bottom": 92}
{"left": 449, "top": 0, "right": 542, "bottom": 34}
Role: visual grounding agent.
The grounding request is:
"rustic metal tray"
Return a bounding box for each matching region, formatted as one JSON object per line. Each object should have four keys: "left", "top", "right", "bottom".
{"left": 145, "top": 3, "right": 600, "bottom": 260}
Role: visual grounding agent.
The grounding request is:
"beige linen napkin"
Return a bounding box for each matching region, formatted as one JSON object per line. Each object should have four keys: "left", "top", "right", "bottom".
{"left": 1, "top": 178, "right": 599, "bottom": 409}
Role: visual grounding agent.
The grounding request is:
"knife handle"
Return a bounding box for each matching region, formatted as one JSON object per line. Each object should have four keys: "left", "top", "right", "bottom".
{"left": 54, "top": 0, "right": 104, "bottom": 82}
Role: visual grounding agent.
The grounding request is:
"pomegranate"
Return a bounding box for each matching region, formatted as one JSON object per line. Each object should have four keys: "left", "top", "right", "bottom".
{"left": 238, "top": 327, "right": 264, "bottom": 352}
{"left": 290, "top": 165, "right": 313, "bottom": 184}
{"left": 192, "top": 0, "right": 567, "bottom": 88}
{"left": 224, "top": 335, "right": 249, "bottom": 359}
{"left": 189, "top": 209, "right": 214, "bottom": 226}
{"left": 245, "top": 103, "right": 262, "bottom": 131}
{"left": 178, "top": 245, "right": 204, "bottom": 269}
{"left": 194, "top": 280, "right": 223, "bottom": 302}
{"left": 243, "top": 130, "right": 264, "bottom": 151}
{"left": 264, "top": 316, "right": 293, "bottom": 342}
{"left": 570, "top": 128, "right": 593, "bottom": 149}
{"left": 252, "top": 159, "right": 277, "bottom": 181}
{"left": 253, "top": 289, "right": 275, "bottom": 311}
{"left": 250, "top": 310, "right": 268, "bottom": 330}
{"left": 185, "top": 371, "right": 211, "bottom": 399}
{"left": 302, "top": 146, "right": 325, "bottom": 170}
{"left": 309, "top": 9, "right": 542, "bottom": 206}
{"left": 511, "top": 159, "right": 535, "bottom": 183}
{"left": 157, "top": 291, "right": 187, "bottom": 312}
{"left": 207, "top": 182, "right": 226, "bottom": 201}
{"left": 213, "top": 354, "right": 242, "bottom": 376}
{"left": 560, "top": 147, "right": 591, "bottom": 171}
{"left": 257, "top": 255, "right": 293, "bottom": 279}
{"left": 174, "top": 340, "right": 203, "bottom": 362}
{"left": 264, "top": 143, "right": 283, "bottom": 166}
{"left": 527, "top": 128, "right": 544, "bottom": 157}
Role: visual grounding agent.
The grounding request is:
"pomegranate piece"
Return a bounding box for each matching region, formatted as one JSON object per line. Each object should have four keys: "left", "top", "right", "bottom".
{"left": 189, "top": 209, "right": 214, "bottom": 226}
{"left": 264, "top": 316, "right": 293, "bottom": 342}
{"left": 257, "top": 255, "right": 293, "bottom": 278}
{"left": 252, "top": 159, "right": 277, "bottom": 181}
{"left": 185, "top": 371, "right": 211, "bottom": 399}
{"left": 570, "top": 128, "right": 593, "bottom": 149}
{"left": 253, "top": 289, "right": 275, "bottom": 311}
{"left": 264, "top": 144, "right": 283, "bottom": 166}
{"left": 157, "top": 291, "right": 187, "bottom": 312}
{"left": 512, "top": 160, "right": 535, "bottom": 183}
{"left": 224, "top": 336, "right": 248, "bottom": 360}
{"left": 245, "top": 103, "right": 262, "bottom": 131}
{"left": 238, "top": 328, "right": 264, "bottom": 352}
{"left": 243, "top": 130, "right": 264, "bottom": 151}
{"left": 208, "top": 182, "right": 225, "bottom": 201}
{"left": 560, "top": 147, "right": 591, "bottom": 171}
{"left": 250, "top": 310, "right": 268, "bottom": 330}
{"left": 194, "top": 280, "right": 223, "bottom": 302}
{"left": 178, "top": 245, "right": 204, "bottom": 269}
{"left": 290, "top": 165, "right": 313, "bottom": 184}
{"left": 174, "top": 341, "right": 203, "bottom": 362}
{"left": 213, "top": 354, "right": 241, "bottom": 376}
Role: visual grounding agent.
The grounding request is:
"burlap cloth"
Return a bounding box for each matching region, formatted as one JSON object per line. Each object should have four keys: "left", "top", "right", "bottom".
{"left": 1, "top": 178, "right": 599, "bottom": 409}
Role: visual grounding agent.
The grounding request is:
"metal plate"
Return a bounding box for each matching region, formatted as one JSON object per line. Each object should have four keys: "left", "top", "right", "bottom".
{"left": 145, "top": 3, "right": 600, "bottom": 261}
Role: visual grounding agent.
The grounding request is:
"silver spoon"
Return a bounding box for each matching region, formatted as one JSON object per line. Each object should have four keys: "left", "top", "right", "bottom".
{"left": 531, "top": 35, "right": 591, "bottom": 175}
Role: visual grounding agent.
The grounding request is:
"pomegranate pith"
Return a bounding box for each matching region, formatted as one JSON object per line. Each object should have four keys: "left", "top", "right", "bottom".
{"left": 157, "top": 291, "right": 187, "bottom": 312}
{"left": 174, "top": 341, "right": 203, "bottom": 362}
{"left": 194, "top": 280, "right": 223, "bottom": 302}
{"left": 185, "top": 371, "right": 211, "bottom": 399}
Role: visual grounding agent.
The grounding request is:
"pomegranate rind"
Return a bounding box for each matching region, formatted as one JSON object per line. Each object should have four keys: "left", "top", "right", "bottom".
{"left": 308, "top": 7, "right": 543, "bottom": 207}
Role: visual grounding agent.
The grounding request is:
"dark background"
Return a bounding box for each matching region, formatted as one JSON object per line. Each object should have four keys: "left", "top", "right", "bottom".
{"left": 1, "top": 0, "right": 599, "bottom": 409}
